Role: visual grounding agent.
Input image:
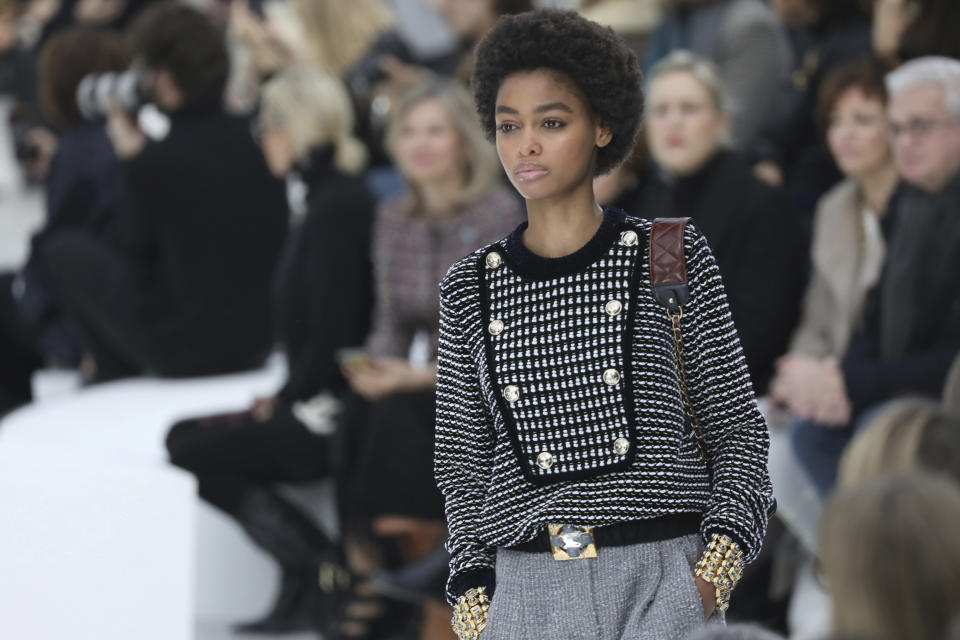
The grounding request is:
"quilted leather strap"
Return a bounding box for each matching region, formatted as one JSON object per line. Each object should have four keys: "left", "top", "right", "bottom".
{"left": 649, "top": 217, "right": 690, "bottom": 313}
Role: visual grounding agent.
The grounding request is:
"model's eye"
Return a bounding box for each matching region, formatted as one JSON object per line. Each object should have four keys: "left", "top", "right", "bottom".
{"left": 543, "top": 119, "right": 565, "bottom": 129}
{"left": 496, "top": 122, "right": 517, "bottom": 134}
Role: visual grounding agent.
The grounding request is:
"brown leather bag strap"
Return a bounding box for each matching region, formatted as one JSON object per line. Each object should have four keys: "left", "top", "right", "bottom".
{"left": 649, "top": 217, "right": 691, "bottom": 313}
{"left": 648, "top": 217, "right": 710, "bottom": 463}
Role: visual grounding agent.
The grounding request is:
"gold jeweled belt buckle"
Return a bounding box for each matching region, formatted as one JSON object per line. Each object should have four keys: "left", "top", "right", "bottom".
{"left": 548, "top": 524, "right": 598, "bottom": 561}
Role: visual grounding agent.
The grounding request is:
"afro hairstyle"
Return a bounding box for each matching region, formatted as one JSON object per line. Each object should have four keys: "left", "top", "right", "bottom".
{"left": 472, "top": 9, "right": 643, "bottom": 176}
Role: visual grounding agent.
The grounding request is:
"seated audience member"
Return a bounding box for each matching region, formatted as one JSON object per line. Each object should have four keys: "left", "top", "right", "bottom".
{"left": 752, "top": 0, "right": 872, "bottom": 213}
{"left": 0, "top": 27, "right": 127, "bottom": 415}
{"left": 230, "top": 0, "right": 397, "bottom": 95}
{"left": 40, "top": 2, "right": 288, "bottom": 382}
{"left": 772, "top": 58, "right": 898, "bottom": 418}
{"left": 790, "top": 57, "right": 960, "bottom": 495}
{"left": 818, "top": 473, "right": 960, "bottom": 640}
{"left": 579, "top": 0, "right": 660, "bottom": 61}
{"left": 873, "top": 0, "right": 960, "bottom": 68}
{"left": 636, "top": 51, "right": 808, "bottom": 393}
{"left": 643, "top": 0, "right": 791, "bottom": 149}
{"left": 165, "top": 67, "right": 374, "bottom": 636}
{"left": 428, "top": 0, "right": 534, "bottom": 84}
{"left": 837, "top": 397, "right": 960, "bottom": 486}
{"left": 333, "top": 79, "right": 523, "bottom": 638}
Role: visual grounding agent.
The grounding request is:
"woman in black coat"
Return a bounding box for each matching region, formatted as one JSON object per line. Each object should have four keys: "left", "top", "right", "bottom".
{"left": 634, "top": 51, "right": 809, "bottom": 394}
{"left": 165, "top": 67, "right": 375, "bottom": 635}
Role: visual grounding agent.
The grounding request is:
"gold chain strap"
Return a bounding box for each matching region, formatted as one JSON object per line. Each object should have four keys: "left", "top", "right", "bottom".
{"left": 667, "top": 308, "right": 709, "bottom": 462}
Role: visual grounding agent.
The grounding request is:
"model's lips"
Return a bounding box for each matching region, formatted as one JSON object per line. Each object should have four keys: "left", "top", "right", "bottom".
{"left": 514, "top": 162, "right": 549, "bottom": 181}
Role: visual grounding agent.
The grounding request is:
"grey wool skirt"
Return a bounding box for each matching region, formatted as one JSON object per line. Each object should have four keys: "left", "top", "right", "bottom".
{"left": 482, "top": 533, "right": 724, "bottom": 640}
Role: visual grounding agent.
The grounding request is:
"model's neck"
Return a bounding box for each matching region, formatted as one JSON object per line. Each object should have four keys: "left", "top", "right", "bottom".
{"left": 522, "top": 186, "right": 604, "bottom": 258}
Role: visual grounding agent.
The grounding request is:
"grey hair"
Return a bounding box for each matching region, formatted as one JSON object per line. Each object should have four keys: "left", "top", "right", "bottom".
{"left": 886, "top": 56, "right": 960, "bottom": 122}
{"left": 646, "top": 49, "right": 733, "bottom": 115}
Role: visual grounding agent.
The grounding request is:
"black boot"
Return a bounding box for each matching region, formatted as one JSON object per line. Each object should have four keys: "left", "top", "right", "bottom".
{"left": 369, "top": 544, "right": 450, "bottom": 604}
{"left": 234, "top": 569, "right": 317, "bottom": 634}
{"left": 229, "top": 487, "right": 347, "bottom": 635}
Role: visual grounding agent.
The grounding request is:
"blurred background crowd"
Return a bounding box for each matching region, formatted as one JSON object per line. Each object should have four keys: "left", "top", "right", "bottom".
{"left": 0, "top": 0, "right": 958, "bottom": 639}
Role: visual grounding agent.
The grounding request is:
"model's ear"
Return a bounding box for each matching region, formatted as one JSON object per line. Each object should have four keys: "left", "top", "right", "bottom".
{"left": 596, "top": 120, "right": 613, "bottom": 148}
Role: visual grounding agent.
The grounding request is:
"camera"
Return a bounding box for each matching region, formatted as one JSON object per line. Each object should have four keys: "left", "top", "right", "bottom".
{"left": 76, "top": 68, "right": 146, "bottom": 119}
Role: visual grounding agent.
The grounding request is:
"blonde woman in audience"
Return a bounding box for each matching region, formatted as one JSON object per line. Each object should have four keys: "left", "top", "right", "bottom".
{"left": 638, "top": 50, "right": 808, "bottom": 393}
{"left": 837, "top": 397, "right": 960, "bottom": 486}
{"left": 166, "top": 67, "right": 375, "bottom": 636}
{"left": 771, "top": 57, "right": 899, "bottom": 422}
{"left": 230, "top": 0, "right": 393, "bottom": 78}
{"left": 228, "top": 0, "right": 406, "bottom": 115}
{"left": 819, "top": 473, "right": 960, "bottom": 640}
{"left": 333, "top": 79, "right": 523, "bottom": 639}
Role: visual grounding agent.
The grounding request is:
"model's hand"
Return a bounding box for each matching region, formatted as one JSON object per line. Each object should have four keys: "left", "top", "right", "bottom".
{"left": 694, "top": 574, "right": 716, "bottom": 619}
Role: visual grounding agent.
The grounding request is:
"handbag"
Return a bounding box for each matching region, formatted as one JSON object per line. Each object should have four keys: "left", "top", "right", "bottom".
{"left": 649, "top": 217, "right": 710, "bottom": 463}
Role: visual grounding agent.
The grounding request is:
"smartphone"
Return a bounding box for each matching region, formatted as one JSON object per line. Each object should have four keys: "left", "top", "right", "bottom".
{"left": 336, "top": 348, "right": 373, "bottom": 371}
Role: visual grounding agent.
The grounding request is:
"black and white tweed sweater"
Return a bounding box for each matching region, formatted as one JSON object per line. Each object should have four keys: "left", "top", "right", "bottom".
{"left": 435, "top": 208, "right": 774, "bottom": 604}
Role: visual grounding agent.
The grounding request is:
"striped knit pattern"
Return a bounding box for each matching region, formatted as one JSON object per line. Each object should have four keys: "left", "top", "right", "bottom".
{"left": 435, "top": 211, "right": 774, "bottom": 605}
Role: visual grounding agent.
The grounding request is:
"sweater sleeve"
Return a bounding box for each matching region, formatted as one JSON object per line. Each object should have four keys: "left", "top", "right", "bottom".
{"left": 434, "top": 271, "right": 498, "bottom": 605}
{"left": 682, "top": 226, "right": 775, "bottom": 564}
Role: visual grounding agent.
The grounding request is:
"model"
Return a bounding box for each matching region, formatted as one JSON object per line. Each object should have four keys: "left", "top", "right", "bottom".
{"left": 434, "top": 9, "right": 775, "bottom": 639}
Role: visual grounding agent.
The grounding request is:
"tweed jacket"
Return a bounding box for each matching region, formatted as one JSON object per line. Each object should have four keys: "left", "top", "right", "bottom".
{"left": 434, "top": 208, "right": 774, "bottom": 604}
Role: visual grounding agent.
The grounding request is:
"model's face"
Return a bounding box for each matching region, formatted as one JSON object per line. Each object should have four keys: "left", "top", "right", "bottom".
{"left": 826, "top": 87, "right": 892, "bottom": 180}
{"left": 393, "top": 98, "right": 464, "bottom": 187}
{"left": 494, "top": 69, "right": 611, "bottom": 202}
{"left": 645, "top": 70, "right": 727, "bottom": 176}
{"left": 888, "top": 83, "right": 960, "bottom": 194}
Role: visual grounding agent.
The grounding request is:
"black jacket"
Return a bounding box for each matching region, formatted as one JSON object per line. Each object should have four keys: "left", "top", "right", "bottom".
{"left": 17, "top": 121, "right": 121, "bottom": 363}
{"left": 274, "top": 149, "right": 375, "bottom": 403}
{"left": 842, "top": 176, "right": 960, "bottom": 415}
{"left": 112, "top": 105, "right": 288, "bottom": 374}
{"left": 633, "top": 150, "right": 810, "bottom": 393}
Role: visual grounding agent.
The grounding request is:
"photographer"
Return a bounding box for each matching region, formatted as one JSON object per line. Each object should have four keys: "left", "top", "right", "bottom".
{"left": 41, "top": 1, "right": 287, "bottom": 382}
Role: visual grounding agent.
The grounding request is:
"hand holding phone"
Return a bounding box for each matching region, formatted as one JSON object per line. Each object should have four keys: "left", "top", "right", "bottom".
{"left": 336, "top": 348, "right": 373, "bottom": 372}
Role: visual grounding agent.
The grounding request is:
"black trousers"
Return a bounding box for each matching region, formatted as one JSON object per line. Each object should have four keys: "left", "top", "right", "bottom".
{"left": 337, "top": 389, "right": 444, "bottom": 524}
{"left": 166, "top": 405, "right": 333, "bottom": 516}
{"left": 41, "top": 231, "right": 170, "bottom": 380}
{"left": 0, "top": 272, "right": 42, "bottom": 415}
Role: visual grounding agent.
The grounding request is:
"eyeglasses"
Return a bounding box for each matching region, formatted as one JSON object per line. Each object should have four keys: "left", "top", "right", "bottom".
{"left": 887, "top": 117, "right": 958, "bottom": 140}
